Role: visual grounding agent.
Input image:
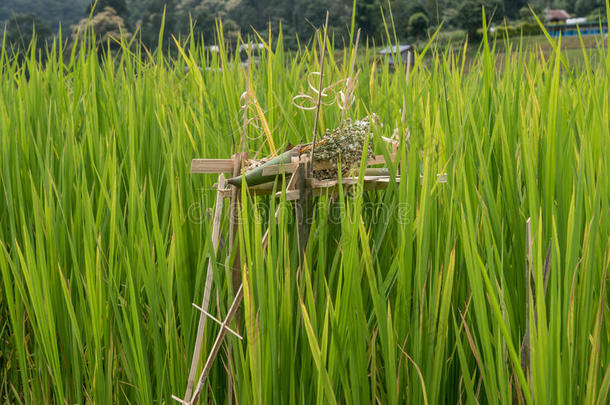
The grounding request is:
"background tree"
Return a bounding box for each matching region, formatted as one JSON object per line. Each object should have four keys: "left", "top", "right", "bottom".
{"left": 441, "top": 7, "right": 461, "bottom": 29}
{"left": 4, "top": 13, "right": 52, "bottom": 59}
{"left": 289, "top": 0, "right": 351, "bottom": 47}
{"left": 140, "top": 0, "right": 178, "bottom": 50}
{"left": 575, "top": 0, "right": 604, "bottom": 17}
{"left": 551, "top": 0, "right": 575, "bottom": 13}
{"left": 88, "top": 0, "right": 129, "bottom": 18}
{"left": 503, "top": 0, "right": 525, "bottom": 19}
{"left": 1, "top": 0, "right": 89, "bottom": 34}
{"left": 519, "top": 3, "right": 544, "bottom": 22}
{"left": 3, "top": 0, "right": 593, "bottom": 54}
{"left": 404, "top": 2, "right": 430, "bottom": 23}
{"left": 586, "top": 6, "right": 606, "bottom": 20}
{"left": 189, "top": 0, "right": 238, "bottom": 44}
{"left": 72, "top": 6, "right": 132, "bottom": 50}
{"left": 408, "top": 12, "right": 429, "bottom": 40}
{"left": 456, "top": 0, "right": 502, "bottom": 40}
{"left": 355, "top": 0, "right": 382, "bottom": 43}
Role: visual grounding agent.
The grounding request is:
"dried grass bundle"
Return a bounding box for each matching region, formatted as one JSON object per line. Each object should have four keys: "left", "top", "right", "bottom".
{"left": 310, "top": 115, "right": 378, "bottom": 179}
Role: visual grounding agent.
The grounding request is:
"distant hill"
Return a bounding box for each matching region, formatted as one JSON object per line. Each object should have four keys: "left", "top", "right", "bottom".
{"left": 0, "top": 0, "right": 90, "bottom": 32}
{"left": 0, "top": 1, "right": 589, "bottom": 51}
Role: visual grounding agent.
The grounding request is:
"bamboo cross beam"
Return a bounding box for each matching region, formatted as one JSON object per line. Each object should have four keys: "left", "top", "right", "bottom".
{"left": 261, "top": 155, "right": 390, "bottom": 176}
{"left": 191, "top": 303, "right": 243, "bottom": 340}
{"left": 222, "top": 172, "right": 448, "bottom": 198}
{"left": 191, "top": 159, "right": 235, "bottom": 174}
{"left": 192, "top": 151, "right": 397, "bottom": 179}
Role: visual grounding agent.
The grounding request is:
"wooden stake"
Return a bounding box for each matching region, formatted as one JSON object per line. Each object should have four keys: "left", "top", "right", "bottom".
{"left": 543, "top": 239, "right": 552, "bottom": 292}
{"left": 309, "top": 12, "right": 330, "bottom": 176}
{"left": 229, "top": 42, "right": 252, "bottom": 295}
{"left": 520, "top": 222, "right": 552, "bottom": 394}
{"left": 340, "top": 28, "right": 360, "bottom": 125}
{"left": 184, "top": 174, "right": 227, "bottom": 401}
{"left": 228, "top": 153, "right": 243, "bottom": 295}
{"left": 190, "top": 285, "right": 244, "bottom": 405}
{"left": 241, "top": 43, "right": 251, "bottom": 155}
{"left": 295, "top": 159, "right": 312, "bottom": 268}
{"left": 178, "top": 176, "right": 286, "bottom": 405}
{"left": 188, "top": 198, "right": 285, "bottom": 404}
{"left": 521, "top": 219, "right": 533, "bottom": 378}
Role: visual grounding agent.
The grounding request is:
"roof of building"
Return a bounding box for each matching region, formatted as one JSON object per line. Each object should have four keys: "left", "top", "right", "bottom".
{"left": 545, "top": 9, "right": 571, "bottom": 21}
{"left": 378, "top": 44, "right": 412, "bottom": 55}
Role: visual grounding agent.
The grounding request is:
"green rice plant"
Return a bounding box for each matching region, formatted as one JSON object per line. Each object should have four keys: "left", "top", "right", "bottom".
{"left": 1, "top": 7, "right": 609, "bottom": 404}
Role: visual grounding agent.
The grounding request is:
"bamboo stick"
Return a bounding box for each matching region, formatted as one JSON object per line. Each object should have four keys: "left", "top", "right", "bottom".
{"left": 184, "top": 174, "right": 227, "bottom": 401}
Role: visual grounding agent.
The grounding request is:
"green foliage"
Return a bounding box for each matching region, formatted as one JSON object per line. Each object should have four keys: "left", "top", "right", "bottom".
{"left": 441, "top": 7, "right": 460, "bottom": 28}
{"left": 189, "top": 0, "right": 234, "bottom": 43}
{"left": 586, "top": 6, "right": 607, "bottom": 20}
{"left": 71, "top": 6, "right": 132, "bottom": 52}
{"left": 576, "top": 0, "right": 605, "bottom": 16}
{"left": 0, "top": 0, "right": 89, "bottom": 32}
{"left": 87, "top": 0, "right": 129, "bottom": 18}
{"left": 408, "top": 12, "right": 430, "bottom": 39}
{"left": 2, "top": 13, "right": 52, "bottom": 59}
{"left": 519, "top": 3, "right": 544, "bottom": 22}
{"left": 493, "top": 21, "right": 542, "bottom": 38}
{"left": 503, "top": 0, "right": 525, "bottom": 18}
{"left": 141, "top": 0, "right": 178, "bottom": 50}
{"left": 2, "top": 0, "right": 586, "bottom": 51}
{"left": 434, "top": 28, "right": 467, "bottom": 46}
{"left": 354, "top": 0, "right": 382, "bottom": 42}
{"left": 455, "top": 0, "right": 503, "bottom": 39}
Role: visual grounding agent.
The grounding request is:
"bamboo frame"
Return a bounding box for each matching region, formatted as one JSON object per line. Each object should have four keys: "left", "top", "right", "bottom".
{"left": 177, "top": 139, "right": 450, "bottom": 404}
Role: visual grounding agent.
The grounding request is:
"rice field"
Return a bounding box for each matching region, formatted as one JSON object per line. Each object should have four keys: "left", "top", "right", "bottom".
{"left": 1, "top": 19, "right": 609, "bottom": 404}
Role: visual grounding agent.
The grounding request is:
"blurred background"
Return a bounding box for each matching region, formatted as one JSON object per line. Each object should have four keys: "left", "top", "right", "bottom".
{"left": 1, "top": 1, "right": 608, "bottom": 55}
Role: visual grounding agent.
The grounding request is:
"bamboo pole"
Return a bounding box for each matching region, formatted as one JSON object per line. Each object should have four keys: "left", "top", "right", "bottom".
{"left": 189, "top": 285, "right": 244, "bottom": 405}
{"left": 184, "top": 174, "right": 227, "bottom": 401}
{"left": 309, "top": 12, "right": 330, "bottom": 175}
{"left": 180, "top": 168, "right": 300, "bottom": 404}
{"left": 521, "top": 218, "right": 533, "bottom": 378}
